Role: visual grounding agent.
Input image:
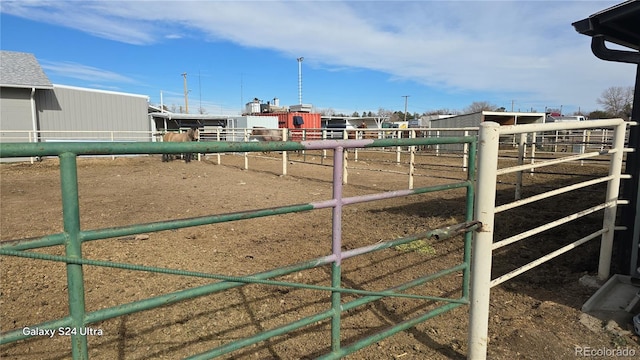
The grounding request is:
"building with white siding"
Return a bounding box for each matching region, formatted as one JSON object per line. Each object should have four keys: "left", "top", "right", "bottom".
{"left": 1, "top": 50, "right": 150, "bottom": 145}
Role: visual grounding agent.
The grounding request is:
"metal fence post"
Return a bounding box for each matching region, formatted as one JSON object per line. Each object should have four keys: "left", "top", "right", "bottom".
{"left": 244, "top": 129, "right": 249, "bottom": 170}
{"left": 282, "top": 128, "right": 288, "bottom": 176}
{"left": 468, "top": 122, "right": 500, "bottom": 360}
{"left": 216, "top": 129, "right": 221, "bottom": 165}
{"left": 463, "top": 130, "right": 469, "bottom": 172}
{"left": 598, "top": 121, "right": 627, "bottom": 280}
{"left": 59, "top": 152, "right": 89, "bottom": 359}
{"left": 331, "top": 147, "right": 345, "bottom": 352}
{"left": 409, "top": 129, "right": 415, "bottom": 190}
{"left": 515, "top": 132, "right": 526, "bottom": 200}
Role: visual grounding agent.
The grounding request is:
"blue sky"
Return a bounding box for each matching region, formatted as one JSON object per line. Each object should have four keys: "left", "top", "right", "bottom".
{"left": 1, "top": 1, "right": 635, "bottom": 116}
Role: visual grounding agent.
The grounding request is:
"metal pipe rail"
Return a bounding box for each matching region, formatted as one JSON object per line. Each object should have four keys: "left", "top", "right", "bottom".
{"left": 0, "top": 135, "right": 478, "bottom": 359}
{"left": 468, "top": 118, "right": 631, "bottom": 360}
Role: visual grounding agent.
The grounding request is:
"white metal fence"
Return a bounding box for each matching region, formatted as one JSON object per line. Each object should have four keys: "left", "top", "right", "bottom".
{"left": 1, "top": 126, "right": 625, "bottom": 191}
{"left": 3, "top": 120, "right": 635, "bottom": 359}
{"left": 467, "top": 118, "right": 634, "bottom": 359}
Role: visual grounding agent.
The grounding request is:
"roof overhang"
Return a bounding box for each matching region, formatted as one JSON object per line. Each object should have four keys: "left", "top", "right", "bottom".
{"left": 0, "top": 83, "right": 54, "bottom": 90}
{"left": 53, "top": 84, "right": 149, "bottom": 100}
{"left": 149, "top": 112, "right": 231, "bottom": 121}
{"left": 572, "top": 0, "right": 640, "bottom": 63}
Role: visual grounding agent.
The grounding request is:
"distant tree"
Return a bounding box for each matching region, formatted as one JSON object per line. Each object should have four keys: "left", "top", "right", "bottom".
{"left": 622, "top": 102, "right": 632, "bottom": 119}
{"left": 423, "top": 108, "right": 459, "bottom": 116}
{"left": 494, "top": 106, "right": 506, "bottom": 112}
{"left": 367, "top": 111, "right": 373, "bottom": 117}
{"left": 377, "top": 108, "right": 393, "bottom": 119}
{"left": 464, "top": 101, "right": 497, "bottom": 114}
{"left": 392, "top": 111, "right": 415, "bottom": 122}
{"left": 597, "top": 86, "right": 633, "bottom": 120}
{"left": 588, "top": 110, "right": 613, "bottom": 119}
{"left": 352, "top": 111, "right": 360, "bottom": 117}
{"left": 320, "top": 108, "right": 336, "bottom": 116}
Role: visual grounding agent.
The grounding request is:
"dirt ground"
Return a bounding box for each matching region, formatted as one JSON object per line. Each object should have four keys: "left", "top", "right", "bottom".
{"left": 1, "top": 150, "right": 639, "bottom": 359}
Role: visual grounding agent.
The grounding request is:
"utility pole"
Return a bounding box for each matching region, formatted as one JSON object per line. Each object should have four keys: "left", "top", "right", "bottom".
{"left": 402, "top": 95, "right": 410, "bottom": 122}
{"left": 297, "top": 57, "right": 304, "bottom": 105}
{"left": 181, "top": 72, "right": 189, "bottom": 114}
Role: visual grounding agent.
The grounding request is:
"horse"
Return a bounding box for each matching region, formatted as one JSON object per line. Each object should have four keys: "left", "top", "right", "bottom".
{"left": 250, "top": 127, "right": 283, "bottom": 142}
{"left": 249, "top": 127, "right": 286, "bottom": 155}
{"left": 162, "top": 128, "right": 199, "bottom": 163}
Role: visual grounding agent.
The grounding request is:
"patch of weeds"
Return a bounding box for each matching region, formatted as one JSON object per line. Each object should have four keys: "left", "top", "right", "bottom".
{"left": 395, "top": 240, "right": 436, "bottom": 255}
{"left": 611, "top": 335, "right": 629, "bottom": 347}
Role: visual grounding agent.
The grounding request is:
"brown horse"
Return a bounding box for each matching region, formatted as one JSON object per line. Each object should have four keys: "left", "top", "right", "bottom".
{"left": 249, "top": 127, "right": 284, "bottom": 155}
{"left": 162, "top": 128, "right": 199, "bottom": 163}
{"left": 250, "top": 127, "right": 283, "bottom": 142}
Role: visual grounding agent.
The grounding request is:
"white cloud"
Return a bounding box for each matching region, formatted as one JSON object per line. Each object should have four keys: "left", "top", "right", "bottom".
{"left": 4, "top": 0, "right": 632, "bottom": 110}
{"left": 40, "top": 60, "right": 136, "bottom": 83}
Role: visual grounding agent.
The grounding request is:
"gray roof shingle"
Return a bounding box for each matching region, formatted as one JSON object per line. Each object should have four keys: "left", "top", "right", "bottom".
{"left": 0, "top": 50, "right": 53, "bottom": 89}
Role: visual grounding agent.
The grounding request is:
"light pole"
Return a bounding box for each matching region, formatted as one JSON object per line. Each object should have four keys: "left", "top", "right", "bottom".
{"left": 181, "top": 72, "right": 189, "bottom": 114}
{"left": 297, "top": 57, "right": 304, "bottom": 105}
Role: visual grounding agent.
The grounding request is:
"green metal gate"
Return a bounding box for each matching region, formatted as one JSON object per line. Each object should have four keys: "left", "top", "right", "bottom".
{"left": 0, "top": 137, "right": 478, "bottom": 359}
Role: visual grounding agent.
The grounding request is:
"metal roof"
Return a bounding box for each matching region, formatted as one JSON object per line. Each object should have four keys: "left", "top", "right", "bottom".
{"left": 149, "top": 112, "right": 232, "bottom": 121}
{"left": 572, "top": 0, "right": 640, "bottom": 51}
{"left": 0, "top": 50, "right": 53, "bottom": 89}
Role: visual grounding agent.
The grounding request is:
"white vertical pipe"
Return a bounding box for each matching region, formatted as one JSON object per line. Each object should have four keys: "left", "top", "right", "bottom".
{"left": 244, "top": 128, "right": 249, "bottom": 170}
{"left": 530, "top": 132, "right": 536, "bottom": 176}
{"left": 409, "top": 130, "right": 415, "bottom": 190}
{"left": 354, "top": 131, "right": 359, "bottom": 162}
{"left": 515, "top": 132, "right": 526, "bottom": 200}
{"left": 30, "top": 87, "right": 37, "bottom": 164}
{"left": 396, "top": 130, "right": 401, "bottom": 164}
{"left": 343, "top": 147, "right": 349, "bottom": 185}
{"left": 468, "top": 122, "right": 500, "bottom": 360}
{"left": 282, "top": 128, "right": 288, "bottom": 176}
{"left": 196, "top": 129, "right": 201, "bottom": 162}
{"left": 111, "top": 131, "right": 115, "bottom": 160}
{"left": 216, "top": 129, "right": 221, "bottom": 165}
{"left": 463, "top": 130, "right": 469, "bottom": 171}
{"left": 597, "top": 121, "right": 626, "bottom": 281}
{"left": 580, "top": 130, "right": 587, "bottom": 166}
{"left": 322, "top": 129, "right": 328, "bottom": 160}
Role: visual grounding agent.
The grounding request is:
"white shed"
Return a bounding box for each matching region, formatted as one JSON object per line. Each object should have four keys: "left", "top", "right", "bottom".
{"left": 225, "top": 116, "right": 279, "bottom": 141}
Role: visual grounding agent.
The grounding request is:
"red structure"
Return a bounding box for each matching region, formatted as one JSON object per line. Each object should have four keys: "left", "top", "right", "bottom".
{"left": 256, "top": 112, "right": 321, "bottom": 140}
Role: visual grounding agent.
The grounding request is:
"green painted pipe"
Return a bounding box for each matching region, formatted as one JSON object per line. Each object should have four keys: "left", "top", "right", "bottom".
{"left": 59, "top": 153, "right": 89, "bottom": 360}
{"left": 186, "top": 263, "right": 469, "bottom": 359}
{"left": 0, "top": 137, "right": 475, "bottom": 158}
